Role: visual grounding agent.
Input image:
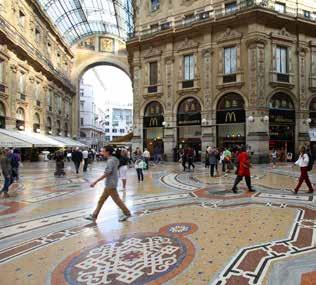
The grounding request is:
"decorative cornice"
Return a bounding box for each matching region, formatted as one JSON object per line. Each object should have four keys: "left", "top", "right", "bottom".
{"left": 270, "top": 27, "right": 295, "bottom": 43}
{"left": 143, "top": 46, "right": 163, "bottom": 59}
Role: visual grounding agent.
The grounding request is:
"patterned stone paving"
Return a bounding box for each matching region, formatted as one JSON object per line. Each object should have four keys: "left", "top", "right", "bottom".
{"left": 0, "top": 161, "right": 315, "bottom": 284}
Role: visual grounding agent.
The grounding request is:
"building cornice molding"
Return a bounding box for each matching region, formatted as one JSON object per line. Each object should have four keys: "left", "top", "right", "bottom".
{"left": 218, "top": 28, "right": 243, "bottom": 44}
{"left": 270, "top": 27, "right": 295, "bottom": 43}
{"left": 176, "top": 37, "right": 199, "bottom": 52}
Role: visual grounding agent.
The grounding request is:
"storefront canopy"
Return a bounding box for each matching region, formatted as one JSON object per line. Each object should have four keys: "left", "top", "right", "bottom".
{"left": 52, "top": 136, "right": 86, "bottom": 148}
{"left": 0, "top": 129, "right": 64, "bottom": 148}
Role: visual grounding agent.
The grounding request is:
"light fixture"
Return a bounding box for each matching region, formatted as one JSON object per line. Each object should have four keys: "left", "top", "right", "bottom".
{"left": 59, "top": 132, "right": 62, "bottom": 136}
{"left": 36, "top": 128, "right": 40, "bottom": 133}
{"left": 18, "top": 125, "right": 24, "bottom": 130}
{"left": 263, "top": 115, "right": 269, "bottom": 122}
{"left": 202, "top": 118, "right": 207, "bottom": 124}
{"left": 307, "top": 118, "right": 312, "bottom": 124}
{"left": 48, "top": 130, "right": 52, "bottom": 135}
{"left": 162, "top": 121, "right": 166, "bottom": 126}
{"left": 248, "top": 116, "right": 255, "bottom": 123}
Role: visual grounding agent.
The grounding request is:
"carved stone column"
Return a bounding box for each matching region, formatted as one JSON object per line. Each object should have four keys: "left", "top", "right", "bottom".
{"left": 246, "top": 39, "right": 269, "bottom": 163}
{"left": 201, "top": 48, "right": 214, "bottom": 157}
{"left": 160, "top": 55, "right": 175, "bottom": 160}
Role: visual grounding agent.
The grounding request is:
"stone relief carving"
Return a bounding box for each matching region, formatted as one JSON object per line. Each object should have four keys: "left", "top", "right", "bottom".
{"left": 143, "top": 46, "right": 162, "bottom": 58}
{"left": 218, "top": 28, "right": 242, "bottom": 43}
{"left": 176, "top": 37, "right": 199, "bottom": 51}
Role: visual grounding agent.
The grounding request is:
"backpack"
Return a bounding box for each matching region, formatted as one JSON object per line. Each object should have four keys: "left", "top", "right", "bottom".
{"left": 307, "top": 153, "right": 314, "bottom": 171}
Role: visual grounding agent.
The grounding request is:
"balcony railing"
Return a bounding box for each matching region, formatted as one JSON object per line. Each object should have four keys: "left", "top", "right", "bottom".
{"left": 36, "top": 100, "right": 41, "bottom": 107}
{"left": 148, "top": 85, "right": 158, "bottom": 93}
{"left": 223, "top": 74, "right": 237, "bottom": 83}
{"left": 129, "top": 1, "right": 316, "bottom": 40}
{"left": 182, "top": 80, "right": 194, "bottom": 89}
{"left": 277, "top": 73, "right": 290, "bottom": 83}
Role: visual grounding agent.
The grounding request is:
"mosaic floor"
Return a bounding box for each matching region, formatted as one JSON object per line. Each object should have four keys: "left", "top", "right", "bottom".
{"left": 0, "top": 161, "right": 315, "bottom": 285}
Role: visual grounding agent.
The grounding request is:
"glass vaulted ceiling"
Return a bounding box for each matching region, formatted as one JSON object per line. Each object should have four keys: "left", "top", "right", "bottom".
{"left": 38, "top": 0, "right": 134, "bottom": 44}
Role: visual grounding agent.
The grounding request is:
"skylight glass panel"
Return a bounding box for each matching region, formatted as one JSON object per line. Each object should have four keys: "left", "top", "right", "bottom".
{"left": 37, "top": 0, "right": 133, "bottom": 44}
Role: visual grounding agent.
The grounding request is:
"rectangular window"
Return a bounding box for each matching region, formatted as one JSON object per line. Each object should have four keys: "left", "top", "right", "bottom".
{"left": 120, "top": 129, "right": 125, "bottom": 133}
{"left": 80, "top": 100, "right": 84, "bottom": 108}
{"left": 150, "top": 23, "right": 159, "bottom": 33}
{"left": 276, "top": 46, "right": 288, "bottom": 74}
{"left": 80, "top": 118, "right": 84, "bottom": 126}
{"left": 35, "top": 82, "right": 40, "bottom": 101}
{"left": 35, "top": 28, "right": 40, "bottom": 42}
{"left": 0, "top": 59, "right": 4, "bottom": 83}
{"left": 184, "top": 14, "right": 195, "bottom": 25}
{"left": 225, "top": 2, "right": 237, "bottom": 14}
{"left": 224, "top": 47, "right": 237, "bottom": 75}
{"left": 183, "top": 55, "right": 194, "bottom": 81}
{"left": 18, "top": 10, "right": 25, "bottom": 26}
{"left": 149, "top": 61, "right": 158, "bottom": 85}
{"left": 19, "top": 72, "right": 25, "bottom": 94}
{"left": 151, "top": 0, "right": 159, "bottom": 11}
{"left": 113, "top": 129, "right": 117, "bottom": 133}
{"left": 105, "top": 128, "right": 110, "bottom": 133}
{"left": 275, "top": 2, "right": 285, "bottom": 13}
{"left": 303, "top": 10, "right": 311, "bottom": 18}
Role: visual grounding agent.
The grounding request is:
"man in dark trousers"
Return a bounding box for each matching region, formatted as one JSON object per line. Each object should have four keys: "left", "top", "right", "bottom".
{"left": 72, "top": 147, "right": 83, "bottom": 174}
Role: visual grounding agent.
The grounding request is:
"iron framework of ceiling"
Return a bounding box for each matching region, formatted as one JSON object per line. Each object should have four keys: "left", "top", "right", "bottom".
{"left": 38, "top": 0, "right": 134, "bottom": 45}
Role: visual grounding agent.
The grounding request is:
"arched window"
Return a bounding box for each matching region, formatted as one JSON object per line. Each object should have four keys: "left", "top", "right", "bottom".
{"left": 269, "top": 93, "right": 294, "bottom": 110}
{"left": 217, "top": 93, "right": 245, "bottom": 111}
{"left": 46, "top": 117, "right": 52, "bottom": 128}
{"left": 16, "top": 107, "right": 25, "bottom": 121}
{"left": 33, "top": 113, "right": 40, "bottom": 125}
{"left": 178, "top": 97, "right": 201, "bottom": 114}
{"left": 144, "top": 101, "right": 164, "bottom": 117}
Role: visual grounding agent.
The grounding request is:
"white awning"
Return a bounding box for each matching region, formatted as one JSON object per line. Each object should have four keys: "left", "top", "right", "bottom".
{"left": 52, "top": 136, "right": 86, "bottom": 148}
{"left": 0, "top": 129, "right": 32, "bottom": 148}
{"left": 309, "top": 129, "right": 316, "bottom": 142}
{"left": 0, "top": 129, "right": 63, "bottom": 148}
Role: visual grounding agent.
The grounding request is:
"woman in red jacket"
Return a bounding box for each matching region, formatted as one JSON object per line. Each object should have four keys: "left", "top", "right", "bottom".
{"left": 232, "top": 146, "right": 255, "bottom": 193}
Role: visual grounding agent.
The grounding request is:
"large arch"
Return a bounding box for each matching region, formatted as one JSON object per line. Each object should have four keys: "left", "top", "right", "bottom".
{"left": 71, "top": 37, "right": 130, "bottom": 138}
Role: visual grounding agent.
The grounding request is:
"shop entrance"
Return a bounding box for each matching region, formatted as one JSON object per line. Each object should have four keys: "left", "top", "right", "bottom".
{"left": 143, "top": 101, "right": 164, "bottom": 156}
{"left": 269, "top": 93, "right": 295, "bottom": 161}
{"left": 177, "top": 97, "right": 201, "bottom": 161}
{"left": 216, "top": 93, "right": 246, "bottom": 149}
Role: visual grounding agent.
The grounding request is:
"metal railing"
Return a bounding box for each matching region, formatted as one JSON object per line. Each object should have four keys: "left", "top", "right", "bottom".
{"left": 129, "top": 1, "right": 316, "bottom": 40}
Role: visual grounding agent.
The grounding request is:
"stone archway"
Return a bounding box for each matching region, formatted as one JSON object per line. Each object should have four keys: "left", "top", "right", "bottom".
{"left": 71, "top": 35, "right": 130, "bottom": 137}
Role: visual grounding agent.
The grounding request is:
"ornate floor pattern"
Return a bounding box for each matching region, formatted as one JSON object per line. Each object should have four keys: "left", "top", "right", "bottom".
{"left": 0, "top": 161, "right": 315, "bottom": 285}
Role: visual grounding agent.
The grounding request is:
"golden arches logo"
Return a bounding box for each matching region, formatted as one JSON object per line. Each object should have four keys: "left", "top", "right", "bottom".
{"left": 225, "top": 112, "right": 237, "bottom": 123}
{"left": 149, "top": 117, "right": 158, "bottom": 127}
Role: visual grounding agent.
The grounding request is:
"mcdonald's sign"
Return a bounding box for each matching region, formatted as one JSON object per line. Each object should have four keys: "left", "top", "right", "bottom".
{"left": 143, "top": 115, "right": 164, "bottom": 128}
{"left": 149, "top": 117, "right": 158, "bottom": 127}
{"left": 216, "top": 110, "right": 245, "bottom": 124}
{"left": 225, "top": 112, "right": 237, "bottom": 123}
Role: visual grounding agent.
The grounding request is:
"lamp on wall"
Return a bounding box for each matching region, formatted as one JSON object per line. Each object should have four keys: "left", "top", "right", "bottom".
{"left": 202, "top": 118, "right": 207, "bottom": 125}
{"left": 18, "top": 125, "right": 24, "bottom": 130}
{"left": 247, "top": 116, "right": 255, "bottom": 123}
{"left": 36, "top": 128, "right": 40, "bottom": 133}
{"left": 162, "top": 121, "right": 166, "bottom": 127}
{"left": 261, "top": 115, "right": 269, "bottom": 123}
{"left": 307, "top": 118, "right": 312, "bottom": 124}
{"left": 48, "top": 130, "right": 52, "bottom": 135}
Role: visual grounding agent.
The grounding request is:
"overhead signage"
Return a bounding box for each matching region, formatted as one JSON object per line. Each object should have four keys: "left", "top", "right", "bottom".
{"left": 216, "top": 110, "right": 245, "bottom": 124}
{"left": 177, "top": 113, "right": 201, "bottom": 126}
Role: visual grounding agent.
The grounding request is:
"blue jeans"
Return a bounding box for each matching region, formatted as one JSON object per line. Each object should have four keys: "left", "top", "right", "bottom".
{"left": 1, "top": 176, "right": 11, "bottom": 193}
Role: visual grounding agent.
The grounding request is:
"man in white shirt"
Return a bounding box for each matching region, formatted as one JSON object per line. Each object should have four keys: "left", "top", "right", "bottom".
{"left": 294, "top": 146, "right": 314, "bottom": 194}
{"left": 143, "top": 148, "right": 150, "bottom": 169}
{"left": 82, "top": 148, "right": 89, "bottom": 172}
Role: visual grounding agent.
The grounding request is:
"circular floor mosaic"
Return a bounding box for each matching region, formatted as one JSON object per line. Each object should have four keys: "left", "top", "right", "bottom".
{"left": 52, "top": 224, "right": 197, "bottom": 285}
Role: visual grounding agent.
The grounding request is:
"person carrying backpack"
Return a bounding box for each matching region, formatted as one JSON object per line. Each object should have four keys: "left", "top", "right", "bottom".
{"left": 293, "top": 146, "right": 314, "bottom": 194}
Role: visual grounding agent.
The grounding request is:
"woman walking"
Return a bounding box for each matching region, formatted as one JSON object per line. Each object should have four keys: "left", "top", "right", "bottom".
{"left": 293, "top": 146, "right": 314, "bottom": 194}
{"left": 118, "top": 149, "right": 129, "bottom": 190}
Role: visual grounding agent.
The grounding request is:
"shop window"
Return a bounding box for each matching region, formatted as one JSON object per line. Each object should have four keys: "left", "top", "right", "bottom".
{"left": 183, "top": 54, "right": 194, "bottom": 83}
{"left": 275, "top": 2, "right": 286, "bottom": 13}
{"left": 151, "top": 0, "right": 159, "bottom": 12}
{"left": 225, "top": 2, "right": 237, "bottom": 14}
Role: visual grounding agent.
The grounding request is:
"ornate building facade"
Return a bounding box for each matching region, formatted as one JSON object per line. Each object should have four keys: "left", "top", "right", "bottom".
{"left": 127, "top": 0, "right": 316, "bottom": 162}
{"left": 0, "top": 0, "right": 75, "bottom": 137}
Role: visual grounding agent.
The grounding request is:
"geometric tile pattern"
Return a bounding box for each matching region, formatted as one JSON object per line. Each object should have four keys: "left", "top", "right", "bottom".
{"left": 213, "top": 208, "right": 316, "bottom": 285}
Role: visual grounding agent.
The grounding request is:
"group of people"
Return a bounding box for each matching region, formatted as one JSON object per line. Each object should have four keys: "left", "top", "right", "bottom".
{"left": 179, "top": 147, "right": 197, "bottom": 171}
{"left": 0, "top": 148, "right": 21, "bottom": 198}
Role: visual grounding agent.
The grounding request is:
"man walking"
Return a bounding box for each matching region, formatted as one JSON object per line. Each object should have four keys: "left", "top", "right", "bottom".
{"left": 72, "top": 147, "right": 83, "bottom": 174}
{"left": 86, "top": 146, "right": 131, "bottom": 222}
{"left": 82, "top": 148, "right": 89, "bottom": 172}
{"left": 232, "top": 146, "right": 255, "bottom": 193}
{"left": 0, "top": 149, "right": 13, "bottom": 198}
{"left": 208, "top": 146, "right": 218, "bottom": 177}
{"left": 293, "top": 146, "right": 314, "bottom": 194}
